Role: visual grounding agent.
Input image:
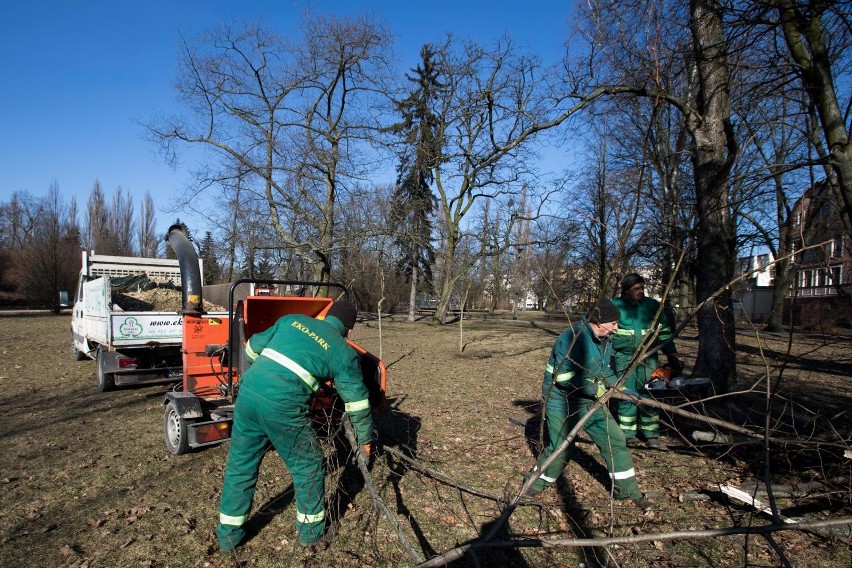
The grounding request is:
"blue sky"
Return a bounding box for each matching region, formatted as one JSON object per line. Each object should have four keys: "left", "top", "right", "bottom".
{"left": 1, "top": 1, "right": 574, "bottom": 236}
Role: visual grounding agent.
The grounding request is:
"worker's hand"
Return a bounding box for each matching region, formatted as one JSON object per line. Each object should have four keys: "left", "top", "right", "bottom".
{"left": 667, "top": 353, "right": 684, "bottom": 374}
{"left": 361, "top": 443, "right": 375, "bottom": 470}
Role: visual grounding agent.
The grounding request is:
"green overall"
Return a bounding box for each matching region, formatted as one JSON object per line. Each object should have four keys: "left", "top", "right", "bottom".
{"left": 216, "top": 313, "right": 372, "bottom": 550}
{"left": 528, "top": 319, "right": 642, "bottom": 500}
{"left": 611, "top": 296, "right": 676, "bottom": 440}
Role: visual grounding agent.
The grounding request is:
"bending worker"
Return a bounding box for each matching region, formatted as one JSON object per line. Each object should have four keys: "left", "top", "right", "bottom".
{"left": 612, "top": 273, "right": 682, "bottom": 450}
{"left": 217, "top": 300, "right": 372, "bottom": 551}
{"left": 527, "top": 299, "right": 656, "bottom": 511}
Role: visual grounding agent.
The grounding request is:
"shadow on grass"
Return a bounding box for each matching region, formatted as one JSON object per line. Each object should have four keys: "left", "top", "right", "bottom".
{"left": 736, "top": 338, "right": 852, "bottom": 377}
{"left": 372, "top": 397, "right": 435, "bottom": 559}
{"left": 444, "top": 517, "right": 531, "bottom": 567}
{"left": 236, "top": 397, "right": 432, "bottom": 558}
{"left": 511, "top": 399, "right": 610, "bottom": 567}
{"left": 242, "top": 458, "right": 296, "bottom": 543}
{"left": 232, "top": 416, "right": 371, "bottom": 549}
{"left": 656, "top": 384, "right": 852, "bottom": 489}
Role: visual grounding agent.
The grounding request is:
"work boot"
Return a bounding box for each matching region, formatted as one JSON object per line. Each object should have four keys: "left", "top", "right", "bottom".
{"left": 524, "top": 482, "right": 552, "bottom": 498}
{"left": 299, "top": 522, "right": 336, "bottom": 550}
{"left": 644, "top": 438, "right": 668, "bottom": 451}
{"left": 633, "top": 496, "right": 659, "bottom": 512}
{"left": 523, "top": 468, "right": 549, "bottom": 497}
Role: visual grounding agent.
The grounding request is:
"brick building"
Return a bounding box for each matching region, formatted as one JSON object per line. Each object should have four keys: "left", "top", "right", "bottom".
{"left": 787, "top": 181, "right": 851, "bottom": 328}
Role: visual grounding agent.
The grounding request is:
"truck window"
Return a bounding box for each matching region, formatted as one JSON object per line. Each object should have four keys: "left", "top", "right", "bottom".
{"left": 76, "top": 275, "right": 88, "bottom": 302}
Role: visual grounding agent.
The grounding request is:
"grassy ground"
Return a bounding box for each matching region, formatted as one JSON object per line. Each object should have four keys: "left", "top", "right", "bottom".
{"left": 0, "top": 313, "right": 850, "bottom": 567}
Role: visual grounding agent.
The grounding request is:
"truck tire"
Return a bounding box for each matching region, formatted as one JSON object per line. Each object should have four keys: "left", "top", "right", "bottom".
{"left": 164, "top": 401, "right": 190, "bottom": 455}
{"left": 96, "top": 348, "right": 116, "bottom": 392}
{"left": 73, "top": 342, "right": 88, "bottom": 361}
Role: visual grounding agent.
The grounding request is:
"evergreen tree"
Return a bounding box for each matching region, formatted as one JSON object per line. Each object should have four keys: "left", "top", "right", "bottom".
{"left": 199, "top": 231, "right": 223, "bottom": 284}
{"left": 387, "top": 44, "right": 443, "bottom": 319}
{"left": 255, "top": 249, "right": 276, "bottom": 280}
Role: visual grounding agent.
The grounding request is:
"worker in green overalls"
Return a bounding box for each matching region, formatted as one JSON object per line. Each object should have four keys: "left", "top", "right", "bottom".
{"left": 217, "top": 300, "right": 373, "bottom": 551}
{"left": 611, "top": 273, "right": 683, "bottom": 450}
{"left": 527, "top": 299, "right": 657, "bottom": 511}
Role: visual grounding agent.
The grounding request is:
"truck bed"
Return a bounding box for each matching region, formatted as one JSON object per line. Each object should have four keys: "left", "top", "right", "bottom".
{"left": 86, "top": 311, "right": 187, "bottom": 347}
{"left": 81, "top": 274, "right": 228, "bottom": 349}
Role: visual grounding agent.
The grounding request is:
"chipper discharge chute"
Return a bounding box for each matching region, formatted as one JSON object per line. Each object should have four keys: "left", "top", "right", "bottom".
{"left": 162, "top": 225, "right": 386, "bottom": 455}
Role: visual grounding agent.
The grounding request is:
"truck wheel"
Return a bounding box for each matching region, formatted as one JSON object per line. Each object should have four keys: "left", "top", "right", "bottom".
{"left": 73, "top": 343, "right": 88, "bottom": 361}
{"left": 96, "top": 349, "right": 116, "bottom": 392}
{"left": 164, "top": 401, "right": 190, "bottom": 455}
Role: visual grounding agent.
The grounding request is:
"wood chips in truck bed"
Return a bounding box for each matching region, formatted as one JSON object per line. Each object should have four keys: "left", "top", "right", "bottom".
{"left": 112, "top": 288, "right": 226, "bottom": 312}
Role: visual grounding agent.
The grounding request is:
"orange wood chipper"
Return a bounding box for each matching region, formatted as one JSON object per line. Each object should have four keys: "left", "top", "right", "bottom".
{"left": 162, "top": 225, "right": 386, "bottom": 455}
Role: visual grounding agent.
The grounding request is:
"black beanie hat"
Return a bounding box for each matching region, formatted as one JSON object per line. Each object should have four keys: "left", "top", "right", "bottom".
{"left": 588, "top": 299, "right": 621, "bottom": 324}
{"left": 620, "top": 273, "right": 645, "bottom": 294}
{"left": 327, "top": 300, "right": 357, "bottom": 330}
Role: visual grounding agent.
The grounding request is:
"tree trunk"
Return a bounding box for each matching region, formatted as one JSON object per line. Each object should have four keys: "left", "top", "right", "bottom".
{"left": 407, "top": 263, "right": 418, "bottom": 322}
{"left": 689, "top": 0, "right": 738, "bottom": 392}
{"left": 777, "top": 0, "right": 852, "bottom": 238}
{"left": 434, "top": 227, "right": 459, "bottom": 324}
{"left": 764, "top": 257, "right": 792, "bottom": 333}
{"left": 436, "top": 266, "right": 454, "bottom": 323}
{"left": 764, "top": 182, "right": 794, "bottom": 333}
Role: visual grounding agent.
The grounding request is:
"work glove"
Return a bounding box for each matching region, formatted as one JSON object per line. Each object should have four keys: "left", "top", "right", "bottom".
{"left": 666, "top": 353, "right": 685, "bottom": 374}
{"left": 361, "top": 442, "right": 377, "bottom": 470}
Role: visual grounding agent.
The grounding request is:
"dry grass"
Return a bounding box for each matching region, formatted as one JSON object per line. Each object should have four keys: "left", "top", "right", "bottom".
{"left": 0, "top": 313, "right": 849, "bottom": 567}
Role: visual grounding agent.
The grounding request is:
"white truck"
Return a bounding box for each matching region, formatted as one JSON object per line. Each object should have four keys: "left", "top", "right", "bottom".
{"left": 65, "top": 251, "right": 208, "bottom": 392}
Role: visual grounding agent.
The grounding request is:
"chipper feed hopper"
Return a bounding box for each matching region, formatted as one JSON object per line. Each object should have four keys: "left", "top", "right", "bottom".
{"left": 162, "top": 225, "right": 386, "bottom": 455}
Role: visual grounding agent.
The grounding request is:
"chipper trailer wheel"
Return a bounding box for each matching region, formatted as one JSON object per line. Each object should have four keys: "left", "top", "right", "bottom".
{"left": 164, "top": 401, "right": 191, "bottom": 455}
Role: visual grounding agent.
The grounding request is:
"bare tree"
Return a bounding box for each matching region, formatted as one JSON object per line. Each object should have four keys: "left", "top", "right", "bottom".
{"left": 82, "top": 183, "right": 139, "bottom": 258}
{"left": 571, "top": 129, "right": 644, "bottom": 298}
{"left": 736, "top": 89, "right": 813, "bottom": 331}
{"left": 606, "top": 95, "right": 696, "bottom": 314}
{"left": 480, "top": 200, "right": 509, "bottom": 312}
{"left": 0, "top": 191, "right": 40, "bottom": 292}
{"left": 137, "top": 191, "right": 159, "bottom": 257}
{"left": 149, "top": 16, "right": 396, "bottom": 286}
{"left": 108, "top": 186, "right": 135, "bottom": 256}
{"left": 528, "top": 216, "right": 582, "bottom": 311}
{"left": 509, "top": 185, "right": 533, "bottom": 316}
{"left": 67, "top": 196, "right": 81, "bottom": 254}
{"left": 576, "top": 0, "right": 738, "bottom": 390}
{"left": 424, "top": 37, "right": 577, "bottom": 322}
{"left": 771, "top": 0, "right": 852, "bottom": 237}
{"left": 0, "top": 191, "right": 39, "bottom": 250}
{"left": 335, "top": 184, "right": 407, "bottom": 312}
{"left": 13, "top": 182, "right": 80, "bottom": 310}
{"left": 85, "top": 180, "right": 110, "bottom": 254}
{"left": 680, "top": 0, "right": 739, "bottom": 391}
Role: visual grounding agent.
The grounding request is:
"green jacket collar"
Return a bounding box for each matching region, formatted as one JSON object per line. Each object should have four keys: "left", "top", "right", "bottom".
{"left": 325, "top": 315, "right": 348, "bottom": 336}
{"left": 577, "top": 316, "right": 603, "bottom": 344}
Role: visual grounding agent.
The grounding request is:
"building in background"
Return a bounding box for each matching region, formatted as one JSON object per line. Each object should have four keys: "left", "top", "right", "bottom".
{"left": 786, "top": 182, "right": 851, "bottom": 328}
{"left": 733, "top": 252, "right": 775, "bottom": 323}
